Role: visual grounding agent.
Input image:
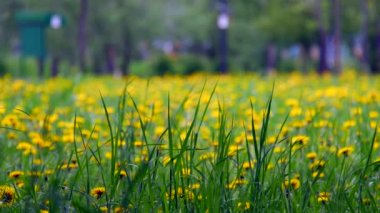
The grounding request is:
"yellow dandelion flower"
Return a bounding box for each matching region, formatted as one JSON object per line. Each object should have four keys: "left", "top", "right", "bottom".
{"left": 278, "top": 157, "right": 288, "bottom": 164}
{"left": 306, "top": 152, "right": 317, "bottom": 161}
{"left": 33, "top": 159, "right": 43, "bottom": 165}
{"left": 190, "top": 183, "right": 201, "bottom": 190}
{"left": 309, "top": 160, "right": 326, "bottom": 170}
{"left": 0, "top": 185, "right": 16, "bottom": 207}
{"left": 283, "top": 178, "right": 300, "bottom": 190}
{"left": 274, "top": 146, "right": 285, "bottom": 153}
{"left": 154, "top": 126, "right": 166, "bottom": 137}
{"left": 337, "top": 146, "right": 354, "bottom": 157}
{"left": 312, "top": 171, "right": 325, "bottom": 178}
{"left": 350, "top": 107, "right": 362, "bottom": 116}
{"left": 16, "top": 181, "right": 24, "bottom": 188}
{"left": 369, "top": 111, "right": 378, "bottom": 119}
{"left": 16, "top": 142, "right": 37, "bottom": 155}
{"left": 114, "top": 207, "right": 124, "bottom": 213}
{"left": 292, "top": 135, "right": 310, "bottom": 146}
{"left": 90, "top": 187, "right": 106, "bottom": 199}
{"left": 290, "top": 107, "right": 302, "bottom": 117}
{"left": 7, "top": 132, "right": 18, "bottom": 139}
{"left": 134, "top": 140, "right": 144, "bottom": 147}
{"left": 343, "top": 120, "right": 356, "bottom": 129}
{"left": 105, "top": 152, "right": 112, "bottom": 159}
{"left": 99, "top": 206, "right": 108, "bottom": 212}
{"left": 117, "top": 140, "right": 126, "bottom": 147}
{"left": 116, "top": 170, "right": 127, "bottom": 179}
{"left": 266, "top": 136, "right": 277, "bottom": 145}
{"left": 242, "top": 161, "right": 255, "bottom": 170}
{"left": 8, "top": 171, "right": 24, "bottom": 179}
{"left": 317, "top": 192, "right": 330, "bottom": 204}
{"left": 211, "top": 141, "right": 219, "bottom": 147}
{"left": 285, "top": 99, "right": 299, "bottom": 107}
{"left": 226, "top": 178, "right": 247, "bottom": 190}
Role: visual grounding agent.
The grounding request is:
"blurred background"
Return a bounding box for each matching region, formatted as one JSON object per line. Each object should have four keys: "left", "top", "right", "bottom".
{"left": 0, "top": 0, "right": 380, "bottom": 77}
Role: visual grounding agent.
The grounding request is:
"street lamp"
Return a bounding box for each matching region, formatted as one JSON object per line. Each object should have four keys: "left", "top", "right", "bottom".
{"left": 217, "top": 0, "right": 229, "bottom": 74}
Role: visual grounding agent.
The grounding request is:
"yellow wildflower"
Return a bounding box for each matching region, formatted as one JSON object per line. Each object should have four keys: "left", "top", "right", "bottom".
{"left": 337, "top": 146, "right": 354, "bottom": 157}
{"left": 8, "top": 171, "right": 24, "bottom": 179}
{"left": 306, "top": 152, "right": 317, "bottom": 161}
{"left": 90, "top": 187, "right": 106, "bottom": 199}
{"left": 283, "top": 178, "right": 300, "bottom": 190}
{"left": 317, "top": 192, "right": 330, "bottom": 204}
{"left": 0, "top": 185, "right": 16, "bottom": 207}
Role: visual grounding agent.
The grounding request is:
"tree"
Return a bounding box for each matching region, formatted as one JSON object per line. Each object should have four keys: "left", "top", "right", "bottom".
{"left": 314, "top": 0, "right": 329, "bottom": 73}
{"left": 253, "top": 0, "right": 316, "bottom": 73}
{"left": 331, "top": 0, "right": 342, "bottom": 74}
{"left": 359, "top": 0, "right": 369, "bottom": 72}
{"left": 78, "top": 0, "right": 88, "bottom": 73}
{"left": 374, "top": 1, "right": 380, "bottom": 73}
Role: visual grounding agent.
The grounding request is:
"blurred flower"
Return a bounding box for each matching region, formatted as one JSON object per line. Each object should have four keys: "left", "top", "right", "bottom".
{"left": 226, "top": 178, "right": 247, "bottom": 190}
{"left": 317, "top": 192, "right": 330, "bottom": 204}
{"left": 16, "top": 142, "right": 37, "bottom": 155}
{"left": 8, "top": 171, "right": 24, "bottom": 179}
{"left": 90, "top": 187, "right": 106, "bottom": 199}
{"left": 306, "top": 152, "right": 317, "bottom": 161}
{"left": 283, "top": 178, "right": 300, "bottom": 190}
{"left": 337, "top": 146, "right": 354, "bottom": 157}
{"left": 309, "top": 160, "right": 326, "bottom": 170}
{"left": 237, "top": 201, "right": 251, "bottom": 210}
{"left": 312, "top": 171, "right": 325, "bottom": 179}
{"left": 292, "top": 135, "right": 309, "bottom": 150}
{"left": 0, "top": 185, "right": 16, "bottom": 207}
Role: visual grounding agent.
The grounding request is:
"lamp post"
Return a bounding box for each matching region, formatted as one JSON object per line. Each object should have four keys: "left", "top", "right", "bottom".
{"left": 217, "top": 0, "right": 229, "bottom": 74}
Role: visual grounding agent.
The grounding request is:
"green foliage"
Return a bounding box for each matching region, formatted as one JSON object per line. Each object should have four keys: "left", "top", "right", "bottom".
{"left": 254, "top": 1, "right": 317, "bottom": 45}
{"left": 150, "top": 54, "right": 213, "bottom": 76}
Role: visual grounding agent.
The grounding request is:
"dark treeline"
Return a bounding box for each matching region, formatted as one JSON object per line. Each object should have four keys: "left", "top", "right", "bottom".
{"left": 0, "top": 0, "right": 380, "bottom": 77}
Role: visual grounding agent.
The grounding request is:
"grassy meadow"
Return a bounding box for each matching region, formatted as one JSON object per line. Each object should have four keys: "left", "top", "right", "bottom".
{"left": 0, "top": 72, "right": 380, "bottom": 212}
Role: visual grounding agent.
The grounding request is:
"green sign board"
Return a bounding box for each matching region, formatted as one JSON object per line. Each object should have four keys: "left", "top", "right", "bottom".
{"left": 16, "top": 11, "right": 64, "bottom": 59}
{"left": 19, "top": 25, "right": 46, "bottom": 58}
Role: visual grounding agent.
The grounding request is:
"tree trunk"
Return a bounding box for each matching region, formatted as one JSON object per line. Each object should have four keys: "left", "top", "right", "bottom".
{"left": 266, "top": 42, "right": 276, "bottom": 74}
{"left": 51, "top": 56, "right": 60, "bottom": 77}
{"left": 332, "top": 0, "right": 342, "bottom": 74}
{"left": 359, "top": 0, "right": 369, "bottom": 72}
{"left": 375, "top": 4, "right": 380, "bottom": 74}
{"left": 369, "top": 2, "right": 380, "bottom": 73}
{"left": 315, "top": 0, "right": 328, "bottom": 74}
{"left": 375, "top": 24, "right": 380, "bottom": 73}
{"left": 121, "top": 36, "right": 132, "bottom": 76}
{"left": 105, "top": 44, "right": 116, "bottom": 74}
{"left": 78, "top": 0, "right": 88, "bottom": 73}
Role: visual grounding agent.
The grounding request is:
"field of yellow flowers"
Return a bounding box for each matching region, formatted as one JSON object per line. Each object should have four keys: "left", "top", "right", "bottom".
{"left": 0, "top": 72, "right": 379, "bottom": 212}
